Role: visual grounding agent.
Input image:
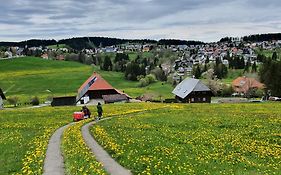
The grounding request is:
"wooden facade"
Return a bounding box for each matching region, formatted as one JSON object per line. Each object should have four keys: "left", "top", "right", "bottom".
{"left": 175, "top": 91, "right": 212, "bottom": 103}
{"left": 51, "top": 96, "right": 76, "bottom": 106}
{"left": 172, "top": 78, "right": 213, "bottom": 103}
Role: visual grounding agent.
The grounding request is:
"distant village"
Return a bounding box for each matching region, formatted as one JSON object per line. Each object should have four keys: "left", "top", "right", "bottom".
{"left": 1, "top": 36, "right": 281, "bottom": 106}
{"left": 1, "top": 37, "right": 281, "bottom": 77}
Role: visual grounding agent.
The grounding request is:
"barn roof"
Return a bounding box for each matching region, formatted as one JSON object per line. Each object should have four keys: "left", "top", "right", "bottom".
{"left": 0, "top": 88, "right": 6, "bottom": 100}
{"left": 102, "top": 94, "right": 129, "bottom": 103}
{"left": 78, "top": 72, "right": 114, "bottom": 92}
{"left": 172, "top": 78, "right": 211, "bottom": 99}
{"left": 77, "top": 72, "right": 130, "bottom": 102}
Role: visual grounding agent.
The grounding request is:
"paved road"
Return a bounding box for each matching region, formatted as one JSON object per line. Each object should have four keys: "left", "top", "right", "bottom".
{"left": 43, "top": 123, "right": 73, "bottom": 175}
{"left": 82, "top": 119, "right": 132, "bottom": 175}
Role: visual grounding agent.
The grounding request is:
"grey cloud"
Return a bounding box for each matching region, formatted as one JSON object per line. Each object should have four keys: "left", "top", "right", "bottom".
{"left": 0, "top": 0, "right": 280, "bottom": 42}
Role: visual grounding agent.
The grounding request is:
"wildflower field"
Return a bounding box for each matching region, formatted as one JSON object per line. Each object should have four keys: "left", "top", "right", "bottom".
{"left": 91, "top": 103, "right": 281, "bottom": 175}
{"left": 62, "top": 103, "right": 169, "bottom": 175}
{"left": 1, "top": 102, "right": 280, "bottom": 175}
{"left": 0, "top": 106, "right": 75, "bottom": 174}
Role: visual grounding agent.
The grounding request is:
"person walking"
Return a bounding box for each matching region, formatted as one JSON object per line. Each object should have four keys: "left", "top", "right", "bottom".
{"left": 97, "top": 102, "right": 103, "bottom": 120}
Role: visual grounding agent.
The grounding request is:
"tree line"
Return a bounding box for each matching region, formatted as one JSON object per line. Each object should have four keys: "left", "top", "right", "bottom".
{"left": 0, "top": 37, "right": 204, "bottom": 50}
{"left": 219, "top": 33, "right": 281, "bottom": 43}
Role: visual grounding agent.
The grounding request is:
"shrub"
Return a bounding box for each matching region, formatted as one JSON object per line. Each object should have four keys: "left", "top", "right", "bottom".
{"left": 138, "top": 74, "right": 157, "bottom": 87}
{"left": 138, "top": 78, "right": 149, "bottom": 87}
{"left": 30, "top": 96, "right": 40, "bottom": 106}
{"left": 7, "top": 96, "right": 19, "bottom": 107}
{"left": 221, "top": 85, "right": 234, "bottom": 97}
{"left": 146, "top": 74, "right": 157, "bottom": 84}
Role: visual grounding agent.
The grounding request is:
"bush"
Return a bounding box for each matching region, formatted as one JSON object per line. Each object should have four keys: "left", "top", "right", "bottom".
{"left": 221, "top": 85, "right": 234, "bottom": 97}
{"left": 7, "top": 96, "right": 19, "bottom": 107}
{"left": 138, "top": 74, "right": 157, "bottom": 87}
{"left": 31, "top": 96, "right": 40, "bottom": 106}
{"left": 146, "top": 74, "right": 157, "bottom": 84}
{"left": 138, "top": 78, "right": 149, "bottom": 87}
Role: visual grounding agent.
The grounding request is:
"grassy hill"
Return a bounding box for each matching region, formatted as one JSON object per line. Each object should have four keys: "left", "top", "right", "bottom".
{"left": 0, "top": 57, "right": 173, "bottom": 104}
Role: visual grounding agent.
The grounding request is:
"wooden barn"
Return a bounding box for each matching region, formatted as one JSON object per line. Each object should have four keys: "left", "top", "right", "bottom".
{"left": 51, "top": 96, "right": 76, "bottom": 106}
{"left": 76, "top": 72, "right": 130, "bottom": 104}
{"left": 172, "top": 78, "right": 212, "bottom": 103}
{"left": 0, "top": 88, "right": 6, "bottom": 109}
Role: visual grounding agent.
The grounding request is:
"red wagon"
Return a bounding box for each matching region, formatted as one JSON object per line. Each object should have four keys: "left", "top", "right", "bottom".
{"left": 73, "top": 112, "right": 84, "bottom": 122}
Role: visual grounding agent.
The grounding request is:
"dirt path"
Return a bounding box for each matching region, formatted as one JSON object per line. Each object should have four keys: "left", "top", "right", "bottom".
{"left": 43, "top": 123, "right": 73, "bottom": 175}
{"left": 82, "top": 119, "right": 132, "bottom": 175}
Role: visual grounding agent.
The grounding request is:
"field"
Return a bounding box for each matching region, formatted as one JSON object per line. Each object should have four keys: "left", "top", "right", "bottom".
{"left": 0, "top": 106, "right": 74, "bottom": 174}
{"left": 0, "top": 57, "right": 93, "bottom": 101}
{"left": 1, "top": 102, "right": 280, "bottom": 175}
{"left": 0, "top": 103, "right": 167, "bottom": 174}
{"left": 0, "top": 57, "right": 174, "bottom": 105}
{"left": 91, "top": 103, "right": 281, "bottom": 175}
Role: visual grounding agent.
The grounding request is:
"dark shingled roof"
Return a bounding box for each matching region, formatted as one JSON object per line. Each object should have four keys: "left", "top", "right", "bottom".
{"left": 172, "top": 78, "right": 211, "bottom": 98}
{"left": 0, "top": 88, "right": 6, "bottom": 100}
{"left": 102, "top": 94, "right": 129, "bottom": 103}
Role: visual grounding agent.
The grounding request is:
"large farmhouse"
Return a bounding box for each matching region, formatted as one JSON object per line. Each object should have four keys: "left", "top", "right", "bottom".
{"left": 172, "top": 78, "right": 212, "bottom": 103}
{"left": 232, "top": 76, "right": 264, "bottom": 95}
{"left": 0, "top": 88, "right": 6, "bottom": 109}
{"left": 77, "top": 72, "right": 130, "bottom": 104}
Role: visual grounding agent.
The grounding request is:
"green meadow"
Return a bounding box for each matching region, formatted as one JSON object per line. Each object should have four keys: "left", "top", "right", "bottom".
{"left": 0, "top": 57, "right": 173, "bottom": 104}
{"left": 92, "top": 103, "right": 281, "bottom": 175}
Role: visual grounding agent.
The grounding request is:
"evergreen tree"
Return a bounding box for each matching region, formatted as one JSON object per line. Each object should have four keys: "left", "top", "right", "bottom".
{"left": 205, "top": 56, "right": 209, "bottom": 64}
{"left": 244, "top": 58, "right": 251, "bottom": 72}
{"left": 252, "top": 62, "right": 257, "bottom": 72}
{"left": 102, "top": 56, "right": 112, "bottom": 71}
{"left": 194, "top": 65, "right": 201, "bottom": 79}
{"left": 272, "top": 51, "right": 278, "bottom": 61}
{"left": 259, "top": 58, "right": 281, "bottom": 96}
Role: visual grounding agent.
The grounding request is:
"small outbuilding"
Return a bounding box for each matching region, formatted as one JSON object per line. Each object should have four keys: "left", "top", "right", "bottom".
{"left": 0, "top": 88, "right": 6, "bottom": 109}
{"left": 51, "top": 96, "right": 76, "bottom": 106}
{"left": 172, "top": 78, "right": 212, "bottom": 103}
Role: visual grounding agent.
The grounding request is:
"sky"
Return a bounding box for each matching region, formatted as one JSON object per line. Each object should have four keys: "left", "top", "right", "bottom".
{"left": 0, "top": 0, "right": 281, "bottom": 42}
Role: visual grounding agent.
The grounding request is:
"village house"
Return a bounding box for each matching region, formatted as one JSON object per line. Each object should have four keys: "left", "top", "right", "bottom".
{"left": 0, "top": 88, "right": 6, "bottom": 109}
{"left": 232, "top": 76, "right": 264, "bottom": 95}
{"left": 172, "top": 78, "right": 213, "bottom": 103}
{"left": 41, "top": 53, "right": 49, "bottom": 59}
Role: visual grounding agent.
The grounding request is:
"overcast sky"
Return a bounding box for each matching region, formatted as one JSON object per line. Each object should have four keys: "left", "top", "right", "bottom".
{"left": 0, "top": 0, "right": 281, "bottom": 42}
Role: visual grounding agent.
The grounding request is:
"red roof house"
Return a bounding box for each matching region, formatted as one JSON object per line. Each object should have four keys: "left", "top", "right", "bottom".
{"left": 232, "top": 77, "right": 264, "bottom": 94}
{"left": 77, "top": 72, "right": 129, "bottom": 102}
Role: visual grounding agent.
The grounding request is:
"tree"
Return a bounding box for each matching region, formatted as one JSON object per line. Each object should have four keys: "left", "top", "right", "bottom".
{"left": 252, "top": 62, "right": 257, "bottom": 72}
{"left": 193, "top": 65, "right": 201, "bottom": 79}
{"left": 78, "top": 52, "right": 86, "bottom": 63}
{"left": 102, "top": 56, "right": 113, "bottom": 71}
{"left": 205, "top": 56, "right": 209, "bottom": 64}
{"left": 125, "top": 62, "right": 144, "bottom": 81}
{"left": 244, "top": 58, "right": 251, "bottom": 73}
{"left": 259, "top": 58, "right": 281, "bottom": 96}
{"left": 272, "top": 51, "right": 278, "bottom": 61}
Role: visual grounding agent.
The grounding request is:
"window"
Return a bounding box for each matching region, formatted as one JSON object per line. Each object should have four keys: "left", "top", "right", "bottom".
{"left": 203, "top": 97, "right": 206, "bottom": 102}
{"left": 191, "top": 98, "right": 194, "bottom": 102}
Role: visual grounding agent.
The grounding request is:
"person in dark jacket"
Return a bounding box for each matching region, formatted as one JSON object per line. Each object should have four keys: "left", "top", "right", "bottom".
{"left": 97, "top": 102, "right": 103, "bottom": 120}
{"left": 82, "top": 106, "right": 91, "bottom": 119}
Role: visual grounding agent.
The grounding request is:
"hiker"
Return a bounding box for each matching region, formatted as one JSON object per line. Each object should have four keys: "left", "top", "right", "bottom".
{"left": 82, "top": 106, "right": 91, "bottom": 119}
{"left": 97, "top": 102, "right": 103, "bottom": 120}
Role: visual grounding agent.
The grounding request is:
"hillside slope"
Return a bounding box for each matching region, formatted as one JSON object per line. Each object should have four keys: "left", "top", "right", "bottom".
{"left": 0, "top": 57, "right": 173, "bottom": 103}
